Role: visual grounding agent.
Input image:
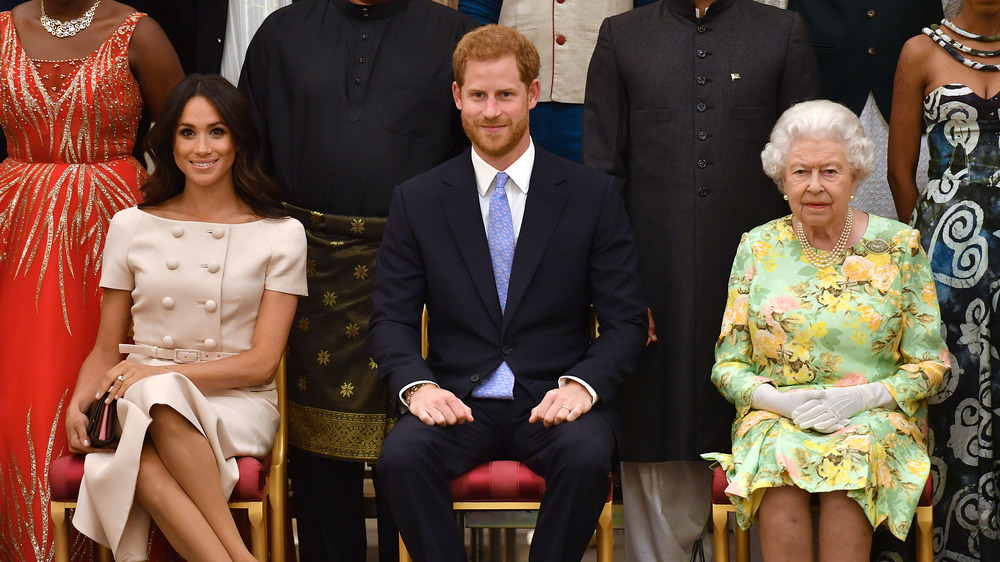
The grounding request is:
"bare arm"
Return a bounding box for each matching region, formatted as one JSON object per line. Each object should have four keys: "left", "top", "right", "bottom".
{"left": 888, "top": 37, "right": 930, "bottom": 224}
{"left": 127, "top": 15, "right": 184, "bottom": 120}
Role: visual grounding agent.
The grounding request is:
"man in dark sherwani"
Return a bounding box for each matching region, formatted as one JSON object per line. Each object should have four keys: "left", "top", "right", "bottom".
{"left": 582, "top": 0, "right": 820, "bottom": 558}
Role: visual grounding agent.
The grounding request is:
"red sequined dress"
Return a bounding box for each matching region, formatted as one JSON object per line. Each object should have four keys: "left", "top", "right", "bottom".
{"left": 0, "top": 12, "right": 146, "bottom": 561}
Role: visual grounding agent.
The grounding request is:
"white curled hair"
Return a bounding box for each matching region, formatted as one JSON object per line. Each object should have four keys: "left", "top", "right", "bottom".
{"left": 760, "top": 99, "right": 875, "bottom": 192}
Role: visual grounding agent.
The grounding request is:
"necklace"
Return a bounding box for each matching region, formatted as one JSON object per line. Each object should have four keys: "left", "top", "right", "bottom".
{"left": 923, "top": 27, "right": 1000, "bottom": 72}
{"left": 40, "top": 0, "right": 101, "bottom": 38}
{"left": 941, "top": 18, "right": 1000, "bottom": 42}
{"left": 930, "top": 25, "right": 1000, "bottom": 57}
{"left": 795, "top": 208, "right": 853, "bottom": 269}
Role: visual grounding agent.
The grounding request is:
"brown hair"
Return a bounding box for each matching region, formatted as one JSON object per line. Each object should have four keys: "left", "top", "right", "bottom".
{"left": 453, "top": 24, "right": 540, "bottom": 88}
{"left": 139, "top": 74, "right": 285, "bottom": 218}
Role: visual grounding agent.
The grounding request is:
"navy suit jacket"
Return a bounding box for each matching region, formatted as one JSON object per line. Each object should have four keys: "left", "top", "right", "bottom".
{"left": 368, "top": 146, "right": 647, "bottom": 417}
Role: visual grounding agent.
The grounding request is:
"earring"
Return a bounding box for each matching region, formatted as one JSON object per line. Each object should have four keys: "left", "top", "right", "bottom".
{"left": 783, "top": 194, "right": 788, "bottom": 201}
{"left": 850, "top": 194, "right": 855, "bottom": 201}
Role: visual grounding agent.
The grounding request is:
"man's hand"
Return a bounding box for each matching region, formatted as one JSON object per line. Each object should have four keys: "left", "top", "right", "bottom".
{"left": 408, "top": 385, "right": 474, "bottom": 426}
{"left": 646, "top": 307, "right": 657, "bottom": 347}
{"left": 529, "top": 380, "right": 594, "bottom": 428}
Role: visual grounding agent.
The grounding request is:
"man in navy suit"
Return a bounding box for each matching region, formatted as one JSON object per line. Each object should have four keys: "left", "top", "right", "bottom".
{"left": 369, "top": 24, "right": 647, "bottom": 562}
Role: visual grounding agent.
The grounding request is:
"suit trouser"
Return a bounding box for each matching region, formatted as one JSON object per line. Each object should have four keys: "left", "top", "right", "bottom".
{"left": 377, "top": 383, "right": 615, "bottom": 562}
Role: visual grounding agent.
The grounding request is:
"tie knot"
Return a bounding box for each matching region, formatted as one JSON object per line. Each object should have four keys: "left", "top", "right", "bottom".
{"left": 495, "top": 172, "right": 509, "bottom": 194}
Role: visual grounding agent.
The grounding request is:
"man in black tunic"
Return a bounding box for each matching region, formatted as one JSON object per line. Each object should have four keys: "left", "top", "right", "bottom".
{"left": 239, "top": 1, "right": 476, "bottom": 559}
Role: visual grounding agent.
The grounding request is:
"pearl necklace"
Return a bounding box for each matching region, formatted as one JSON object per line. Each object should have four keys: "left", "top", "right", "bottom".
{"left": 795, "top": 208, "right": 853, "bottom": 269}
{"left": 40, "top": 0, "right": 101, "bottom": 38}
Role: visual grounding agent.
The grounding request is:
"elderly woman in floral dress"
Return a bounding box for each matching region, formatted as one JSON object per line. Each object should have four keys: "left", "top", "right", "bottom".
{"left": 704, "top": 100, "right": 950, "bottom": 562}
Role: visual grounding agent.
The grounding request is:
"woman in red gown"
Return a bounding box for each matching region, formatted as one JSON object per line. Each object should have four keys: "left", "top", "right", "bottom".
{"left": 0, "top": 1, "right": 181, "bottom": 559}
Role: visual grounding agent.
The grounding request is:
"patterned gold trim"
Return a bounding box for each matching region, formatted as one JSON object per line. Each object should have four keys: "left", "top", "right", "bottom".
{"left": 287, "top": 402, "right": 394, "bottom": 461}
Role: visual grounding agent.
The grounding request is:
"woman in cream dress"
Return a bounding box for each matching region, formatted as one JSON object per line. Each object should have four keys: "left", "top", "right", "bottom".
{"left": 64, "top": 74, "right": 306, "bottom": 562}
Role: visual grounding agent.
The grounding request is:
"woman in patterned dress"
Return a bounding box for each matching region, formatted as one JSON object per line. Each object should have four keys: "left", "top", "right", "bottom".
{"left": 0, "top": 1, "right": 181, "bottom": 559}
{"left": 888, "top": 1, "right": 1000, "bottom": 558}
{"left": 705, "top": 100, "right": 949, "bottom": 561}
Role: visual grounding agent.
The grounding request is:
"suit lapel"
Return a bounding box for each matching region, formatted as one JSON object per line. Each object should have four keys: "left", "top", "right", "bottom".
{"left": 441, "top": 154, "right": 503, "bottom": 327}
{"left": 503, "top": 150, "right": 568, "bottom": 333}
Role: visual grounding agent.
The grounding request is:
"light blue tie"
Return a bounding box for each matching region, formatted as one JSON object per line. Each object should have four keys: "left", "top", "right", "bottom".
{"left": 472, "top": 172, "right": 516, "bottom": 400}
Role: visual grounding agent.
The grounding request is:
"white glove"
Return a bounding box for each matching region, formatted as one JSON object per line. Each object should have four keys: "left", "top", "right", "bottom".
{"left": 751, "top": 384, "right": 824, "bottom": 419}
{"left": 792, "top": 382, "right": 895, "bottom": 432}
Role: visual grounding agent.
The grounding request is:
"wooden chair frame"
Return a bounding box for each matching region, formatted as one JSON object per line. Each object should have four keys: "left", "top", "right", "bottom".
{"left": 51, "top": 357, "right": 288, "bottom": 562}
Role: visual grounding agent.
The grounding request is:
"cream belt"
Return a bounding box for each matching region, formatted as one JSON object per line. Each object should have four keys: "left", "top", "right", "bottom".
{"left": 119, "top": 344, "right": 236, "bottom": 363}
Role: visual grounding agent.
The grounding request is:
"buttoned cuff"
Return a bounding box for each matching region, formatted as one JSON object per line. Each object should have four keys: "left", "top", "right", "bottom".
{"left": 559, "top": 376, "right": 599, "bottom": 405}
{"left": 399, "top": 380, "right": 438, "bottom": 409}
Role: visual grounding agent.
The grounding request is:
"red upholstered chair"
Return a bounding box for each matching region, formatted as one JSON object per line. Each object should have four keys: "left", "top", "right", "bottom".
{"left": 398, "top": 311, "right": 613, "bottom": 562}
{"left": 49, "top": 357, "right": 289, "bottom": 562}
{"left": 710, "top": 465, "right": 934, "bottom": 562}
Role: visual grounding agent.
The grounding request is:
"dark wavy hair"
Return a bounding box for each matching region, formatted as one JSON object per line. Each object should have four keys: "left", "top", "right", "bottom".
{"left": 139, "top": 74, "right": 285, "bottom": 218}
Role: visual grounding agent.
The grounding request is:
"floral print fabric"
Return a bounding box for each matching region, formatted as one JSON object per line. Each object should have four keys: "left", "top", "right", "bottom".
{"left": 703, "top": 215, "right": 949, "bottom": 540}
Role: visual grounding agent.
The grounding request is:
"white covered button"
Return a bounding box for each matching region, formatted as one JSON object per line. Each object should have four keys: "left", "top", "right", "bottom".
{"left": 211, "top": 228, "right": 225, "bottom": 239}
{"left": 172, "top": 225, "right": 184, "bottom": 238}
{"left": 204, "top": 338, "right": 217, "bottom": 350}
{"left": 162, "top": 297, "right": 175, "bottom": 309}
{"left": 207, "top": 261, "right": 220, "bottom": 273}
{"left": 166, "top": 258, "right": 179, "bottom": 270}
{"left": 162, "top": 336, "right": 175, "bottom": 348}
{"left": 204, "top": 299, "right": 218, "bottom": 312}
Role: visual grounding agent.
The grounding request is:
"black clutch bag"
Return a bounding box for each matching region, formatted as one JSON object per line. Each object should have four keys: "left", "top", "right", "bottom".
{"left": 86, "top": 392, "right": 119, "bottom": 448}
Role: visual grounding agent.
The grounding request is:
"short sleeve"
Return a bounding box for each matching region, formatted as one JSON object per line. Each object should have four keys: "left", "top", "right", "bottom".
{"left": 99, "top": 208, "right": 142, "bottom": 291}
{"left": 262, "top": 217, "right": 308, "bottom": 297}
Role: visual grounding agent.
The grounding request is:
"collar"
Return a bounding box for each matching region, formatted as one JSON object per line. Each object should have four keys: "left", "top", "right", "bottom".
{"left": 333, "top": 0, "right": 408, "bottom": 20}
{"left": 665, "top": 0, "right": 735, "bottom": 22}
{"left": 472, "top": 138, "right": 535, "bottom": 198}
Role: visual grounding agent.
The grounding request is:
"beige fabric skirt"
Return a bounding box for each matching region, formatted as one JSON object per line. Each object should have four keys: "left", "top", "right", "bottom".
{"left": 72, "top": 372, "right": 279, "bottom": 561}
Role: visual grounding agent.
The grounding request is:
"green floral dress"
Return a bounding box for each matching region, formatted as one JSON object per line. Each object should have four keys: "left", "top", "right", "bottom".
{"left": 702, "top": 215, "right": 950, "bottom": 540}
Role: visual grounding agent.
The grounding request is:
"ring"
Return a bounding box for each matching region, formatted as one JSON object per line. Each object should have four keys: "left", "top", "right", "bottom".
{"left": 561, "top": 405, "right": 572, "bottom": 412}
{"left": 116, "top": 375, "right": 125, "bottom": 382}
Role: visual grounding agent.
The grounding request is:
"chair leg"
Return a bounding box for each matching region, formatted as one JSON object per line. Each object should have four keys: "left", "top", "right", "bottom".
{"left": 471, "top": 528, "right": 485, "bottom": 562}
{"left": 502, "top": 529, "right": 517, "bottom": 562}
{"left": 734, "top": 517, "right": 750, "bottom": 562}
{"left": 399, "top": 534, "right": 413, "bottom": 562}
{"left": 596, "top": 501, "right": 613, "bottom": 562}
{"left": 916, "top": 506, "right": 933, "bottom": 562}
{"left": 270, "top": 474, "right": 287, "bottom": 562}
{"left": 248, "top": 503, "right": 267, "bottom": 562}
{"left": 50, "top": 501, "right": 70, "bottom": 562}
{"left": 712, "top": 505, "right": 730, "bottom": 562}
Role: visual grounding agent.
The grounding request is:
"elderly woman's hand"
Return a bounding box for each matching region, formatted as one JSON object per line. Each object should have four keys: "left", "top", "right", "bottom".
{"left": 792, "top": 382, "right": 895, "bottom": 431}
{"left": 751, "top": 384, "right": 825, "bottom": 419}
